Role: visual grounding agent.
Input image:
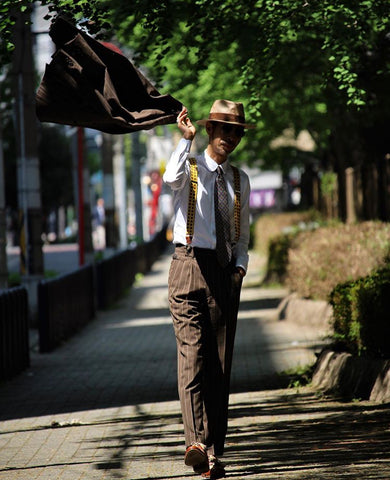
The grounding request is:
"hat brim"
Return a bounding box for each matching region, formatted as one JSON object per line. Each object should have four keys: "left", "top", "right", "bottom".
{"left": 197, "top": 118, "right": 255, "bottom": 129}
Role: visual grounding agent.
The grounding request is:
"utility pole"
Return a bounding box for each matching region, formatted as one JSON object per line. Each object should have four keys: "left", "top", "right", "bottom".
{"left": 0, "top": 110, "right": 8, "bottom": 289}
{"left": 113, "top": 135, "right": 127, "bottom": 250}
{"left": 75, "top": 127, "right": 93, "bottom": 264}
{"left": 77, "top": 127, "right": 86, "bottom": 265}
{"left": 12, "top": 10, "right": 44, "bottom": 316}
{"left": 132, "top": 132, "right": 144, "bottom": 243}
{"left": 101, "top": 133, "right": 118, "bottom": 248}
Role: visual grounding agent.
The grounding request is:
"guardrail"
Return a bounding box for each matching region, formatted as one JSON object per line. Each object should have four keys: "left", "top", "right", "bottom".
{"left": 3, "top": 227, "right": 169, "bottom": 375}
{"left": 0, "top": 287, "right": 29, "bottom": 381}
{"left": 96, "top": 227, "right": 168, "bottom": 309}
{"left": 38, "top": 264, "right": 95, "bottom": 353}
{"left": 96, "top": 248, "right": 137, "bottom": 310}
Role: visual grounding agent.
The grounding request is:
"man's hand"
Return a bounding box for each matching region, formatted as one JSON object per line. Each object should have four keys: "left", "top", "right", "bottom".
{"left": 177, "top": 106, "right": 196, "bottom": 140}
{"left": 235, "top": 267, "right": 246, "bottom": 278}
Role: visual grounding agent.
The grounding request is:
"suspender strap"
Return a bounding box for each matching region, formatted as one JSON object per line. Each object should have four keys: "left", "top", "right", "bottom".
{"left": 231, "top": 165, "right": 241, "bottom": 244}
{"left": 186, "top": 157, "right": 198, "bottom": 244}
{"left": 186, "top": 158, "right": 241, "bottom": 245}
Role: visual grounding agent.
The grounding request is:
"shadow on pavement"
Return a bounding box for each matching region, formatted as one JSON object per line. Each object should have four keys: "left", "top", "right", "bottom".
{"left": 21, "top": 389, "right": 385, "bottom": 480}
{"left": 226, "top": 390, "right": 390, "bottom": 479}
{"left": 0, "top": 252, "right": 322, "bottom": 422}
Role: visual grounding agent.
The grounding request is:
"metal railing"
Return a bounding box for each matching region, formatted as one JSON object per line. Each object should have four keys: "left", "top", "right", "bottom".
{"left": 96, "top": 248, "right": 137, "bottom": 310}
{"left": 38, "top": 264, "right": 95, "bottom": 353}
{"left": 2, "top": 227, "right": 169, "bottom": 375}
{"left": 0, "top": 286, "right": 29, "bottom": 381}
{"left": 96, "top": 227, "right": 168, "bottom": 309}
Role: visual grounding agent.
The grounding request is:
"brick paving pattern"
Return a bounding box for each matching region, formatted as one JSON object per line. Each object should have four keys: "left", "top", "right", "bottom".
{"left": 1, "top": 249, "right": 389, "bottom": 479}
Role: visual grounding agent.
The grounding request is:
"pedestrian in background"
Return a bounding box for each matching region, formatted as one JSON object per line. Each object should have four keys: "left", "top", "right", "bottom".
{"left": 163, "top": 99, "right": 254, "bottom": 479}
{"left": 92, "top": 197, "right": 106, "bottom": 250}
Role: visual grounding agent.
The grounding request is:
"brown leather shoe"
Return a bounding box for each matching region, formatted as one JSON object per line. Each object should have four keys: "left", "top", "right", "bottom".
{"left": 201, "top": 455, "right": 226, "bottom": 479}
{"left": 184, "top": 442, "right": 209, "bottom": 474}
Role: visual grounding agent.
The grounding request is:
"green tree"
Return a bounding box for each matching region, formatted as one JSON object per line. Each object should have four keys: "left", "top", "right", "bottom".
{"left": 3, "top": 1, "right": 388, "bottom": 109}
{"left": 2, "top": 1, "right": 390, "bottom": 187}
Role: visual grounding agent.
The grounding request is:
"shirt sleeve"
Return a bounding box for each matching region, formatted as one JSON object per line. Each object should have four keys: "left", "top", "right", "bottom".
{"left": 162, "top": 138, "right": 192, "bottom": 190}
{"left": 234, "top": 170, "right": 250, "bottom": 272}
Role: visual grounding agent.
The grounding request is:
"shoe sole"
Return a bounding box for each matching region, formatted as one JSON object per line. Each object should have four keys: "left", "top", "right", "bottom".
{"left": 185, "top": 449, "right": 209, "bottom": 473}
{"left": 193, "top": 462, "right": 210, "bottom": 474}
{"left": 201, "top": 469, "right": 226, "bottom": 479}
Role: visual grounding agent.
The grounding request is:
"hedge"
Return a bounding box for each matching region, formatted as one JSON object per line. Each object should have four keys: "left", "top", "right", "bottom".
{"left": 328, "top": 265, "right": 390, "bottom": 359}
{"left": 264, "top": 232, "right": 295, "bottom": 284}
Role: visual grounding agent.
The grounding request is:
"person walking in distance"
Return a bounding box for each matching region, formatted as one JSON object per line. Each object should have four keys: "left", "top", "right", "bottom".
{"left": 163, "top": 100, "right": 254, "bottom": 478}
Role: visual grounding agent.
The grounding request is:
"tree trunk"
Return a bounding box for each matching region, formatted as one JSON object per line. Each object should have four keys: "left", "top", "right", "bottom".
{"left": 377, "top": 155, "right": 390, "bottom": 221}
{"left": 345, "top": 167, "right": 357, "bottom": 224}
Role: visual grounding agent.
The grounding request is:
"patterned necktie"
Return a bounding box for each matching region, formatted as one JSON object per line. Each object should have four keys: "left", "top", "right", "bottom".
{"left": 215, "top": 166, "right": 232, "bottom": 267}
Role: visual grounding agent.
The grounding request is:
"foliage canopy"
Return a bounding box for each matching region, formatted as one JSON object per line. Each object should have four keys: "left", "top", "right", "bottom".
{"left": 1, "top": 0, "right": 390, "bottom": 166}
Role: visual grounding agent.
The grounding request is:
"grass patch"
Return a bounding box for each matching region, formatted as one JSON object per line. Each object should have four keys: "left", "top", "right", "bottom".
{"left": 279, "top": 363, "right": 316, "bottom": 389}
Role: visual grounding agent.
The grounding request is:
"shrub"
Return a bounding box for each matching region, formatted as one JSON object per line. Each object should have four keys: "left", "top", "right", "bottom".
{"left": 255, "top": 209, "right": 322, "bottom": 285}
{"left": 285, "top": 221, "right": 390, "bottom": 299}
{"left": 8, "top": 272, "right": 21, "bottom": 287}
{"left": 253, "top": 209, "right": 321, "bottom": 255}
{"left": 329, "top": 266, "right": 390, "bottom": 358}
{"left": 264, "top": 232, "right": 295, "bottom": 284}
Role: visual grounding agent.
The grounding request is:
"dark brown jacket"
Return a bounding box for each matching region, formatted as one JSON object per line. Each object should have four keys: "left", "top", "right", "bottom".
{"left": 36, "top": 17, "right": 182, "bottom": 134}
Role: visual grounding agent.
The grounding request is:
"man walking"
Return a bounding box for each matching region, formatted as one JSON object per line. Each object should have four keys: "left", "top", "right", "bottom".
{"left": 163, "top": 99, "right": 254, "bottom": 479}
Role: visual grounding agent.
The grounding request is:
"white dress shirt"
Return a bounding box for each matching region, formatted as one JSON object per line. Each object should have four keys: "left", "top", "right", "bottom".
{"left": 163, "top": 138, "right": 250, "bottom": 271}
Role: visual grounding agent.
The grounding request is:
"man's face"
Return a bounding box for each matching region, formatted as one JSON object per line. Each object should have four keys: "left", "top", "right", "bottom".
{"left": 206, "top": 122, "right": 245, "bottom": 163}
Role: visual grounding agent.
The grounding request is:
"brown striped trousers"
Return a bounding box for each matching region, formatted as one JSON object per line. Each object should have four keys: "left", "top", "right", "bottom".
{"left": 168, "top": 245, "right": 243, "bottom": 456}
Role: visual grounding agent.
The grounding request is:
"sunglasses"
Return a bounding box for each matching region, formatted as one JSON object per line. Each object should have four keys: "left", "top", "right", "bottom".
{"left": 220, "top": 123, "right": 245, "bottom": 138}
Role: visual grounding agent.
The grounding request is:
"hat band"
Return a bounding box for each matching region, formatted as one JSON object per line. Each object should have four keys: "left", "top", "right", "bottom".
{"left": 208, "top": 112, "right": 246, "bottom": 124}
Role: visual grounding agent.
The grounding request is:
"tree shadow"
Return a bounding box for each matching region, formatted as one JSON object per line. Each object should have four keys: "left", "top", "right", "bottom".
{"left": 69, "top": 390, "right": 390, "bottom": 479}
{"left": 224, "top": 391, "right": 390, "bottom": 479}
{"left": 0, "top": 253, "right": 299, "bottom": 421}
{"left": 1, "top": 250, "right": 389, "bottom": 478}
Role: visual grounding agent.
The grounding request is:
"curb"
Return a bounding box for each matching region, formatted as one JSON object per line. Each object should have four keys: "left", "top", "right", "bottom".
{"left": 312, "top": 349, "right": 390, "bottom": 403}
{"left": 277, "top": 294, "right": 390, "bottom": 404}
{"left": 276, "top": 292, "right": 333, "bottom": 332}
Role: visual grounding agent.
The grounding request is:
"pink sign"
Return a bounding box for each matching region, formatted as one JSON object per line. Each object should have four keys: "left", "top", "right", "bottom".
{"left": 250, "top": 189, "right": 276, "bottom": 209}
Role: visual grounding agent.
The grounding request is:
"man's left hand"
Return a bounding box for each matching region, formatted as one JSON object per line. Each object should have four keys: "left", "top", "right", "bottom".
{"left": 235, "top": 267, "right": 246, "bottom": 278}
{"left": 177, "top": 106, "right": 196, "bottom": 140}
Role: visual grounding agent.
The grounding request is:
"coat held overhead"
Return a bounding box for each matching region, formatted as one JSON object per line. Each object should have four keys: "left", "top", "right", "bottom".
{"left": 36, "top": 17, "right": 182, "bottom": 134}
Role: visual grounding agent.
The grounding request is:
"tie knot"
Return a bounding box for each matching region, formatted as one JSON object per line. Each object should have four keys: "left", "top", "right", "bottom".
{"left": 217, "top": 166, "right": 223, "bottom": 176}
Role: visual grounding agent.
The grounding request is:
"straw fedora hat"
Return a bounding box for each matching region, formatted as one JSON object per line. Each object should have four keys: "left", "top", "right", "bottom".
{"left": 197, "top": 99, "right": 255, "bottom": 129}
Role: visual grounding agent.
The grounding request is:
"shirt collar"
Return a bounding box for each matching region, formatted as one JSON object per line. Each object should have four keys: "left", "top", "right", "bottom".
{"left": 204, "top": 150, "right": 229, "bottom": 173}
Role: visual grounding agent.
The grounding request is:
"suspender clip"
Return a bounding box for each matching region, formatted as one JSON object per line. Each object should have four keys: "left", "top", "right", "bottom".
{"left": 185, "top": 238, "right": 193, "bottom": 253}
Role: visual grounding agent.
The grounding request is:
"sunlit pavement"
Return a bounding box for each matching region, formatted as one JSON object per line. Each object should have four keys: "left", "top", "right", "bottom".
{"left": 1, "top": 249, "right": 389, "bottom": 479}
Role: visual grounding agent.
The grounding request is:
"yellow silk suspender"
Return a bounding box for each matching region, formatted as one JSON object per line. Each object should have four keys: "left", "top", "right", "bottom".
{"left": 186, "top": 158, "right": 198, "bottom": 245}
{"left": 231, "top": 165, "right": 241, "bottom": 243}
{"left": 186, "top": 158, "right": 241, "bottom": 245}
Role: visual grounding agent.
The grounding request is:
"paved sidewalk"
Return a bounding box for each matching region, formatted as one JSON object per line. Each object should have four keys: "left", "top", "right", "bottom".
{"left": 1, "top": 250, "right": 389, "bottom": 479}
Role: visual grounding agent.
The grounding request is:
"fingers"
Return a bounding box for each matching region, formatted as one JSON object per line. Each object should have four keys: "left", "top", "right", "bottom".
{"left": 177, "top": 106, "right": 196, "bottom": 140}
{"left": 177, "top": 106, "right": 189, "bottom": 126}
